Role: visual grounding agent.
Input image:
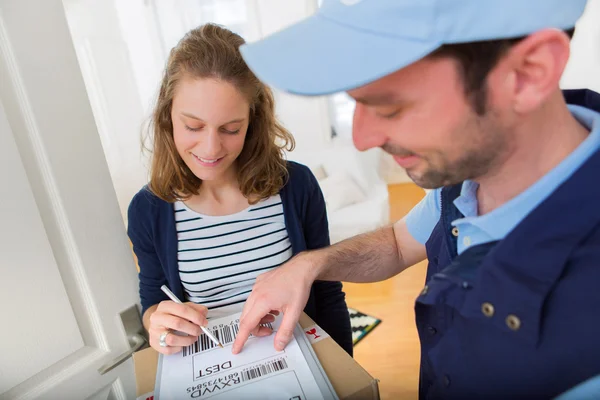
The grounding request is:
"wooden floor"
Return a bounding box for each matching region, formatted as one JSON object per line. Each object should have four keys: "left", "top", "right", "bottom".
{"left": 343, "top": 183, "right": 428, "bottom": 400}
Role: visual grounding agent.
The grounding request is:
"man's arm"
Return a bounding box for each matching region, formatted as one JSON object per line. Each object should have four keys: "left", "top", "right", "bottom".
{"left": 312, "top": 216, "right": 427, "bottom": 283}
{"left": 231, "top": 218, "right": 426, "bottom": 354}
{"left": 232, "top": 189, "right": 440, "bottom": 354}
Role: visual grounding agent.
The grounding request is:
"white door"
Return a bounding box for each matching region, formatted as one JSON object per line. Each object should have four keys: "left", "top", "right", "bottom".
{"left": 0, "top": 0, "right": 142, "bottom": 398}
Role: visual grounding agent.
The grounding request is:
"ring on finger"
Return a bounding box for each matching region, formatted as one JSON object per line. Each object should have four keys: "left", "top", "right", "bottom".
{"left": 159, "top": 330, "right": 171, "bottom": 347}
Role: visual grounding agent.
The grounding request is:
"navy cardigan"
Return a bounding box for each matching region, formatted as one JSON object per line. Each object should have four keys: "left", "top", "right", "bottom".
{"left": 127, "top": 161, "right": 353, "bottom": 355}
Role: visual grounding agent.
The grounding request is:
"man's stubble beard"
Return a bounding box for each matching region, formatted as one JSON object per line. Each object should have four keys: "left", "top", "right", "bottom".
{"left": 383, "top": 109, "right": 509, "bottom": 189}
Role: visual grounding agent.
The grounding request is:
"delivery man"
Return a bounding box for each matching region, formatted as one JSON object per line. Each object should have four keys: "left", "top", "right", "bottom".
{"left": 232, "top": 0, "right": 600, "bottom": 398}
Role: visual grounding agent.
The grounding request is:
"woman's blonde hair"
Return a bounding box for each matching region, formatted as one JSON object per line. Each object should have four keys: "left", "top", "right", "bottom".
{"left": 146, "top": 23, "right": 295, "bottom": 203}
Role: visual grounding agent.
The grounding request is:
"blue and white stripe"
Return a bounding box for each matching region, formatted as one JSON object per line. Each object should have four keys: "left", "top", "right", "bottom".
{"left": 175, "top": 194, "right": 292, "bottom": 318}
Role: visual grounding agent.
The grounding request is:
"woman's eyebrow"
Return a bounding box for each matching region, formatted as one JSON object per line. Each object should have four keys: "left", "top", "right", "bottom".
{"left": 180, "top": 112, "right": 245, "bottom": 125}
{"left": 181, "top": 112, "right": 204, "bottom": 121}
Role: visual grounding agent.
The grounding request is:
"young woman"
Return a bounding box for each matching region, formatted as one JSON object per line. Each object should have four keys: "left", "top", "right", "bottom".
{"left": 127, "top": 24, "right": 352, "bottom": 356}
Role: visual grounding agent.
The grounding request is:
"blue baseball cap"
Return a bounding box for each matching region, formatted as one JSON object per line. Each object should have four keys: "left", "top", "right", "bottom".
{"left": 240, "top": 0, "right": 588, "bottom": 96}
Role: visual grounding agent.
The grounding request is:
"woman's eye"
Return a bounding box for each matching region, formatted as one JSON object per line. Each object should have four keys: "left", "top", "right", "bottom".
{"left": 185, "top": 125, "right": 202, "bottom": 132}
{"left": 222, "top": 128, "right": 240, "bottom": 135}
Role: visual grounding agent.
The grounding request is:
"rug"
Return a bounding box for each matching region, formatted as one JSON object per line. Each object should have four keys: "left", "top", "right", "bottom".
{"left": 348, "top": 307, "right": 382, "bottom": 346}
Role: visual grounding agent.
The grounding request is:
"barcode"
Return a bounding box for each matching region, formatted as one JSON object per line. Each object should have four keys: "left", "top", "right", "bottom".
{"left": 182, "top": 322, "right": 273, "bottom": 357}
{"left": 241, "top": 358, "right": 289, "bottom": 382}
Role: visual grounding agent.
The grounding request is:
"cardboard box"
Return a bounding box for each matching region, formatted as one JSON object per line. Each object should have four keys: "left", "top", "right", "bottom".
{"left": 133, "top": 313, "right": 380, "bottom": 399}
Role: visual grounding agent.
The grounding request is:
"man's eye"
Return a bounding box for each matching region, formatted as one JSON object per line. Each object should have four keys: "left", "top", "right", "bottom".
{"left": 377, "top": 109, "right": 402, "bottom": 119}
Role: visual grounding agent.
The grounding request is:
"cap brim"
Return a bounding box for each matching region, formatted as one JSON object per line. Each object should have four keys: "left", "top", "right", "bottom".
{"left": 240, "top": 13, "right": 440, "bottom": 96}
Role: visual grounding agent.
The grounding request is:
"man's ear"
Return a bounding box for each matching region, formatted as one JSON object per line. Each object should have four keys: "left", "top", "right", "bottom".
{"left": 501, "top": 29, "right": 572, "bottom": 114}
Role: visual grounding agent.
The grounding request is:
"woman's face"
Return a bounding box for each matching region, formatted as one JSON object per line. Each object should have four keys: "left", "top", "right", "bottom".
{"left": 171, "top": 76, "right": 250, "bottom": 183}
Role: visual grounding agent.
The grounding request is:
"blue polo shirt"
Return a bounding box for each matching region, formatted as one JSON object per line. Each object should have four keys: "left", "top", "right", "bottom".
{"left": 556, "top": 374, "right": 600, "bottom": 400}
{"left": 406, "top": 104, "right": 600, "bottom": 253}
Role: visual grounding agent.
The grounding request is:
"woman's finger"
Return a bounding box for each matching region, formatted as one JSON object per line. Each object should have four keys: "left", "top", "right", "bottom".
{"left": 186, "top": 302, "right": 209, "bottom": 318}
{"left": 157, "top": 300, "right": 207, "bottom": 328}
{"left": 153, "top": 338, "right": 181, "bottom": 355}
{"left": 149, "top": 327, "right": 199, "bottom": 354}
{"left": 149, "top": 329, "right": 182, "bottom": 355}
{"left": 151, "top": 312, "right": 202, "bottom": 336}
{"left": 156, "top": 329, "right": 198, "bottom": 347}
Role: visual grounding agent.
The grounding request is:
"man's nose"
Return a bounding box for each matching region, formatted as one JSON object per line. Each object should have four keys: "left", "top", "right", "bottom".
{"left": 352, "top": 104, "right": 388, "bottom": 151}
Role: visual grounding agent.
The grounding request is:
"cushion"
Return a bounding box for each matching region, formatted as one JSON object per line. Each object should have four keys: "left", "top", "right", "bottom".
{"left": 318, "top": 172, "right": 367, "bottom": 212}
{"left": 310, "top": 164, "right": 328, "bottom": 181}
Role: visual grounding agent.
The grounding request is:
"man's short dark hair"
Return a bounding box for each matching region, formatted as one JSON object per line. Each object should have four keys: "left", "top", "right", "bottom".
{"left": 428, "top": 28, "right": 576, "bottom": 115}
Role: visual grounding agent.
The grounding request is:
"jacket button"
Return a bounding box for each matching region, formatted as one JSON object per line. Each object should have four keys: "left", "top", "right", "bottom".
{"left": 451, "top": 227, "right": 459, "bottom": 237}
{"left": 481, "top": 302, "right": 495, "bottom": 317}
{"left": 506, "top": 314, "right": 521, "bottom": 331}
{"left": 443, "top": 375, "right": 451, "bottom": 387}
{"left": 421, "top": 285, "right": 429, "bottom": 295}
{"left": 427, "top": 326, "right": 437, "bottom": 335}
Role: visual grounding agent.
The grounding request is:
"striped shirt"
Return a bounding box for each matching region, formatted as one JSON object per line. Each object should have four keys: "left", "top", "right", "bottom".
{"left": 175, "top": 194, "right": 293, "bottom": 319}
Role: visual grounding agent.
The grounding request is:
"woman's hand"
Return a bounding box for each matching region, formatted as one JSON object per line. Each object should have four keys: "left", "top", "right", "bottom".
{"left": 147, "top": 300, "right": 208, "bottom": 355}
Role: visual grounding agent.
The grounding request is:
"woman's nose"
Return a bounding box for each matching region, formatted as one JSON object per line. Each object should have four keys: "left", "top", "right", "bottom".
{"left": 203, "top": 128, "right": 222, "bottom": 156}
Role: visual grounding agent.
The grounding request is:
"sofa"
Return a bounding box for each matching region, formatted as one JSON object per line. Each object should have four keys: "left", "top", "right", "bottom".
{"left": 287, "top": 140, "right": 390, "bottom": 244}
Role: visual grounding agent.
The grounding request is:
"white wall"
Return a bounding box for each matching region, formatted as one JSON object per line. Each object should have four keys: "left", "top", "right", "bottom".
{"left": 64, "top": 0, "right": 600, "bottom": 221}
{"left": 113, "top": 0, "right": 165, "bottom": 116}
{"left": 561, "top": 0, "right": 600, "bottom": 92}
{"left": 253, "top": 0, "right": 333, "bottom": 154}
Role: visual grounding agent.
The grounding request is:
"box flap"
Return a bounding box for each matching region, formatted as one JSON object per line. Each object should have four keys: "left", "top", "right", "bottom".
{"left": 133, "top": 346, "right": 158, "bottom": 397}
{"left": 298, "top": 313, "right": 379, "bottom": 400}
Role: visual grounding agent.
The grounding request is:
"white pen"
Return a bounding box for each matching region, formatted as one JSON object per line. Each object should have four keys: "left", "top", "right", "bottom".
{"left": 160, "top": 284, "right": 223, "bottom": 349}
